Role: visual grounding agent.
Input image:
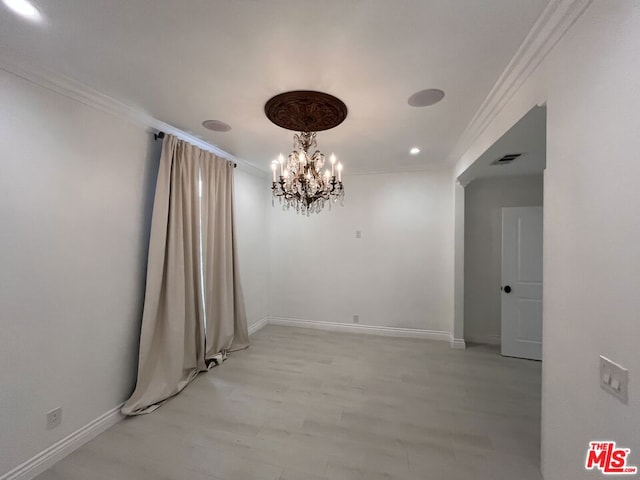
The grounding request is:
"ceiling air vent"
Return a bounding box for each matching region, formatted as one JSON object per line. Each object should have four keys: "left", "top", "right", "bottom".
{"left": 491, "top": 153, "right": 522, "bottom": 166}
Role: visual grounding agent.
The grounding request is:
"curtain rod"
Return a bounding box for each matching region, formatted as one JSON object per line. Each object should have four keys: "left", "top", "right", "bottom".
{"left": 154, "top": 132, "right": 237, "bottom": 168}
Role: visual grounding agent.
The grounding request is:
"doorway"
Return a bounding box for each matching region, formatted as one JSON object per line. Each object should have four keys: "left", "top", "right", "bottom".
{"left": 459, "top": 105, "right": 546, "bottom": 359}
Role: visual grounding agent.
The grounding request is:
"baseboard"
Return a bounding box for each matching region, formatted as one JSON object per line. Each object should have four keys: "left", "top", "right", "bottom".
{"left": 1, "top": 403, "right": 124, "bottom": 480}
{"left": 268, "top": 317, "right": 451, "bottom": 342}
{"left": 464, "top": 334, "right": 501, "bottom": 345}
{"left": 248, "top": 316, "right": 268, "bottom": 336}
{"left": 449, "top": 336, "right": 467, "bottom": 349}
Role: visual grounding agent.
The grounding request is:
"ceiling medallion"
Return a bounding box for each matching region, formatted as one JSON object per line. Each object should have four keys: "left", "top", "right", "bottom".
{"left": 265, "top": 90, "right": 347, "bottom": 132}
{"left": 265, "top": 91, "right": 347, "bottom": 215}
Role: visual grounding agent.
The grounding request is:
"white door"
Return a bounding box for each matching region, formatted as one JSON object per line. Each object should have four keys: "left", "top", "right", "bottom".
{"left": 501, "top": 206, "right": 543, "bottom": 360}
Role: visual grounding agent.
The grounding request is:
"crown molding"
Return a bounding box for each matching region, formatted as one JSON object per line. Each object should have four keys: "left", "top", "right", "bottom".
{"left": 447, "top": 0, "right": 592, "bottom": 166}
{"left": 0, "top": 48, "right": 438, "bottom": 180}
{"left": 0, "top": 46, "right": 268, "bottom": 178}
{"left": 1, "top": 0, "right": 591, "bottom": 182}
{"left": 346, "top": 164, "right": 452, "bottom": 177}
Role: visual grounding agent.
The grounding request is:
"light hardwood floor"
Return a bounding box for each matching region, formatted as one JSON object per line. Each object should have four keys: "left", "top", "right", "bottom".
{"left": 36, "top": 325, "right": 542, "bottom": 480}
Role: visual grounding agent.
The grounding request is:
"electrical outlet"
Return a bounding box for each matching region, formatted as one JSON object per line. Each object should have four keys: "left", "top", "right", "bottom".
{"left": 46, "top": 408, "right": 62, "bottom": 430}
{"left": 353, "top": 314, "right": 360, "bottom": 324}
{"left": 355, "top": 230, "right": 362, "bottom": 239}
{"left": 600, "top": 356, "right": 628, "bottom": 404}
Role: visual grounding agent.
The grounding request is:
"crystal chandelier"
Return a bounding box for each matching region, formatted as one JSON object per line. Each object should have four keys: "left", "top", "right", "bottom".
{"left": 265, "top": 90, "right": 348, "bottom": 215}
{"left": 270, "top": 131, "right": 344, "bottom": 215}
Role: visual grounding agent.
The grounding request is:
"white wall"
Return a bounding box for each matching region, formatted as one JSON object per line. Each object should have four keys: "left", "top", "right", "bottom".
{"left": 455, "top": 3, "right": 640, "bottom": 478}
{"left": 234, "top": 168, "right": 270, "bottom": 328}
{"left": 464, "top": 174, "right": 543, "bottom": 344}
{"left": 0, "top": 69, "right": 158, "bottom": 475}
{"left": 0, "top": 68, "right": 270, "bottom": 477}
{"left": 268, "top": 169, "right": 454, "bottom": 334}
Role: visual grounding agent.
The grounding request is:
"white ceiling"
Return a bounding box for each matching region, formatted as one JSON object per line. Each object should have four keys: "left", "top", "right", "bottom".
{"left": 0, "top": 0, "right": 549, "bottom": 173}
{"left": 458, "top": 105, "right": 546, "bottom": 184}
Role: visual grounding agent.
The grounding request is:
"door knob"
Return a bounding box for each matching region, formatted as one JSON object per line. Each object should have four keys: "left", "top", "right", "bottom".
{"left": 502, "top": 285, "right": 512, "bottom": 294}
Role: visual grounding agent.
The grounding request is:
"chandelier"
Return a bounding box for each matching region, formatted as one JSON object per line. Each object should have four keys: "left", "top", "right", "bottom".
{"left": 265, "top": 91, "right": 348, "bottom": 215}
{"left": 270, "top": 132, "right": 344, "bottom": 215}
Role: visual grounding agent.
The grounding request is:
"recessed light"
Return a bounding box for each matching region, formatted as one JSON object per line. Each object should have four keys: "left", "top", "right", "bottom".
{"left": 3, "top": 0, "right": 40, "bottom": 20}
{"left": 408, "top": 89, "right": 445, "bottom": 107}
{"left": 202, "top": 119, "right": 231, "bottom": 132}
{"left": 410, "top": 147, "right": 420, "bottom": 155}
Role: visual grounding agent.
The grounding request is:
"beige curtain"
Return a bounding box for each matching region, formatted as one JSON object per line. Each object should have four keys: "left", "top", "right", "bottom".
{"left": 122, "top": 134, "right": 249, "bottom": 416}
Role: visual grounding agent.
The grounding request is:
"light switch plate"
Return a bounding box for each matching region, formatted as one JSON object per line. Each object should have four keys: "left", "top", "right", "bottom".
{"left": 600, "top": 356, "right": 628, "bottom": 404}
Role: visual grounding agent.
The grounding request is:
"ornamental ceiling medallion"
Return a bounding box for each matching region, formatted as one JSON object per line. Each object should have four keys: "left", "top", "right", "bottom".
{"left": 265, "top": 91, "right": 348, "bottom": 216}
